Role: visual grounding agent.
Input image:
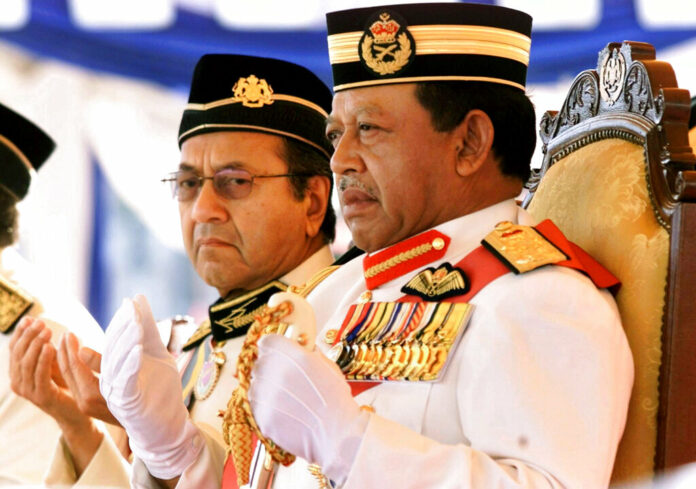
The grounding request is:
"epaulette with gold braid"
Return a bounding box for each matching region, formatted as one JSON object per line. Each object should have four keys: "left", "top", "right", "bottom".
{"left": 0, "top": 275, "right": 34, "bottom": 334}
{"left": 481, "top": 221, "right": 567, "bottom": 274}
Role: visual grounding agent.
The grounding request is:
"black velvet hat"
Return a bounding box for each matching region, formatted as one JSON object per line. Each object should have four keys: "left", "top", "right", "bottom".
{"left": 0, "top": 103, "right": 55, "bottom": 200}
{"left": 326, "top": 3, "right": 532, "bottom": 92}
{"left": 179, "top": 54, "right": 333, "bottom": 158}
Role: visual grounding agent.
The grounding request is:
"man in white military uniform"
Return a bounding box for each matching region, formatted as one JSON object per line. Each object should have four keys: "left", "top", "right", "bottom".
{"left": 63, "top": 54, "right": 338, "bottom": 489}
{"left": 240, "top": 3, "right": 634, "bottom": 489}
{"left": 0, "top": 101, "right": 106, "bottom": 485}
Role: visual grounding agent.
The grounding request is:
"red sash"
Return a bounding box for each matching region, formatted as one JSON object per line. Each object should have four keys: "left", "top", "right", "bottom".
{"left": 221, "top": 219, "right": 619, "bottom": 487}
{"left": 349, "top": 219, "right": 619, "bottom": 396}
{"left": 221, "top": 434, "right": 258, "bottom": 489}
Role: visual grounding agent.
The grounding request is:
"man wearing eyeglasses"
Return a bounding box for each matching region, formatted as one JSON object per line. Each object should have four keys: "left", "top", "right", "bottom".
{"left": 34, "top": 54, "right": 338, "bottom": 489}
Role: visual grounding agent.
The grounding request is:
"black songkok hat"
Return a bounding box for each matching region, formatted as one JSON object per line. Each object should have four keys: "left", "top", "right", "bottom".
{"left": 0, "top": 103, "right": 55, "bottom": 200}
{"left": 326, "top": 3, "right": 532, "bottom": 92}
{"left": 179, "top": 54, "right": 333, "bottom": 159}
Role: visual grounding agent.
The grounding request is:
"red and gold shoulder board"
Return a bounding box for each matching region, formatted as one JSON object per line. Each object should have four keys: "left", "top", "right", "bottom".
{"left": 482, "top": 220, "right": 567, "bottom": 274}
{"left": 482, "top": 219, "right": 620, "bottom": 292}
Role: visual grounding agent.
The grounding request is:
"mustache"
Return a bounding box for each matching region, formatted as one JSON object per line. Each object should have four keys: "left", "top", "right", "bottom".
{"left": 193, "top": 223, "right": 236, "bottom": 243}
{"left": 337, "top": 175, "right": 377, "bottom": 198}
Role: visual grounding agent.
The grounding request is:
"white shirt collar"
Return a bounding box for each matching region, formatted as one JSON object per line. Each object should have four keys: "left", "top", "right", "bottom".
{"left": 421, "top": 199, "right": 521, "bottom": 260}
{"left": 280, "top": 244, "right": 334, "bottom": 287}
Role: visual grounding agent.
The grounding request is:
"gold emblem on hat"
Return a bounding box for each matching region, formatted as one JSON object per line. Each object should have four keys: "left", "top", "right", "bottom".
{"left": 360, "top": 12, "right": 414, "bottom": 76}
{"left": 231, "top": 75, "right": 274, "bottom": 108}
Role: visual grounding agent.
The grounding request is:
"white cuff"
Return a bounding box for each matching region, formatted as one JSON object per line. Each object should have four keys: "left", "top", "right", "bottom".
{"left": 44, "top": 432, "right": 130, "bottom": 488}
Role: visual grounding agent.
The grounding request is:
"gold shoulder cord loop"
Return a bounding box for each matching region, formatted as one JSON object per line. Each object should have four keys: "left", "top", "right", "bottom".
{"left": 221, "top": 264, "right": 340, "bottom": 487}
{"left": 221, "top": 301, "right": 295, "bottom": 487}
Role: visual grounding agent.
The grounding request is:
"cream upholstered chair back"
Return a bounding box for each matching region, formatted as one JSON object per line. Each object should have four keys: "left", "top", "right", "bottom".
{"left": 523, "top": 42, "right": 696, "bottom": 484}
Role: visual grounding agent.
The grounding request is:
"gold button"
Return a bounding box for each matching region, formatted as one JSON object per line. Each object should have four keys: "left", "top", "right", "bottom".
{"left": 360, "top": 405, "right": 376, "bottom": 413}
{"left": 297, "top": 333, "right": 309, "bottom": 347}
{"left": 324, "top": 329, "right": 338, "bottom": 344}
{"left": 432, "top": 237, "right": 445, "bottom": 250}
{"left": 213, "top": 351, "right": 226, "bottom": 366}
{"left": 359, "top": 290, "right": 373, "bottom": 303}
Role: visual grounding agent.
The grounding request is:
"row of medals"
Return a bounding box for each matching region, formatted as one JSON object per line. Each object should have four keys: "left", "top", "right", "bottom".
{"left": 325, "top": 300, "right": 471, "bottom": 382}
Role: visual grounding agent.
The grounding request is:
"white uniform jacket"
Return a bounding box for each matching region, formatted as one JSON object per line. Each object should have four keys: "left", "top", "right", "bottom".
{"left": 0, "top": 247, "right": 105, "bottom": 486}
{"left": 43, "top": 245, "right": 334, "bottom": 489}
{"left": 270, "top": 200, "right": 634, "bottom": 489}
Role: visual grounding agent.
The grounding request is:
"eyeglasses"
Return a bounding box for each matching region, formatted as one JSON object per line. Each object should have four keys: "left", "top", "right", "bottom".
{"left": 161, "top": 168, "right": 312, "bottom": 201}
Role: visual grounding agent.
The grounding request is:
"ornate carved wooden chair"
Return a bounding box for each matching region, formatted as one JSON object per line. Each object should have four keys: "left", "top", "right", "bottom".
{"left": 522, "top": 41, "right": 696, "bottom": 484}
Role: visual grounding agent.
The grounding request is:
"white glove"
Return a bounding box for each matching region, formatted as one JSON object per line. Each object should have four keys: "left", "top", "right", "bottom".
{"left": 248, "top": 334, "right": 371, "bottom": 485}
{"left": 100, "top": 294, "right": 202, "bottom": 479}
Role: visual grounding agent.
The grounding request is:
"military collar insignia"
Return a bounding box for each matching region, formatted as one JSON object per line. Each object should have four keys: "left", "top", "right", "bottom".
{"left": 363, "top": 229, "right": 450, "bottom": 290}
{"left": 401, "top": 263, "right": 470, "bottom": 301}
{"left": 359, "top": 10, "right": 415, "bottom": 77}
{"left": 209, "top": 280, "right": 287, "bottom": 343}
{"left": 482, "top": 221, "right": 567, "bottom": 274}
{"left": 231, "top": 75, "right": 274, "bottom": 108}
{"left": 0, "top": 275, "right": 33, "bottom": 334}
{"left": 182, "top": 280, "right": 287, "bottom": 350}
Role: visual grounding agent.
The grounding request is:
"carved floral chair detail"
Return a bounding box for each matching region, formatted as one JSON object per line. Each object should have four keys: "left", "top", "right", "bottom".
{"left": 522, "top": 41, "right": 696, "bottom": 484}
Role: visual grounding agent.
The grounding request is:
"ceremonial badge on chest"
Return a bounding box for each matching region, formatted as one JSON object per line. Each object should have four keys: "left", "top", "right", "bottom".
{"left": 0, "top": 275, "right": 34, "bottom": 334}
{"left": 401, "top": 262, "right": 469, "bottom": 301}
{"left": 194, "top": 338, "right": 227, "bottom": 401}
{"left": 327, "top": 301, "right": 473, "bottom": 382}
{"left": 359, "top": 10, "right": 415, "bottom": 77}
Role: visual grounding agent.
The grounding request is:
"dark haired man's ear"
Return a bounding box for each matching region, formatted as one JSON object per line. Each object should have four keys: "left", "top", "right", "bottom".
{"left": 303, "top": 175, "right": 331, "bottom": 238}
{"left": 453, "top": 109, "right": 495, "bottom": 177}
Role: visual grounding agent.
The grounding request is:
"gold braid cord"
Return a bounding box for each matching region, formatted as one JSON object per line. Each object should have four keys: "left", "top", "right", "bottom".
{"left": 364, "top": 242, "right": 433, "bottom": 279}
{"left": 221, "top": 301, "right": 295, "bottom": 487}
{"left": 221, "top": 267, "right": 339, "bottom": 487}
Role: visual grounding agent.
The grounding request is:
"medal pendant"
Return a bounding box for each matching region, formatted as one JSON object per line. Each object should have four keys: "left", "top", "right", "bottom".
{"left": 195, "top": 346, "right": 226, "bottom": 401}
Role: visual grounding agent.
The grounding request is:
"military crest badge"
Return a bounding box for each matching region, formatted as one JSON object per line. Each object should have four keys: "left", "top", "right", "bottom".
{"left": 359, "top": 11, "right": 415, "bottom": 77}
{"left": 231, "top": 75, "right": 274, "bottom": 108}
{"left": 401, "top": 262, "right": 470, "bottom": 301}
